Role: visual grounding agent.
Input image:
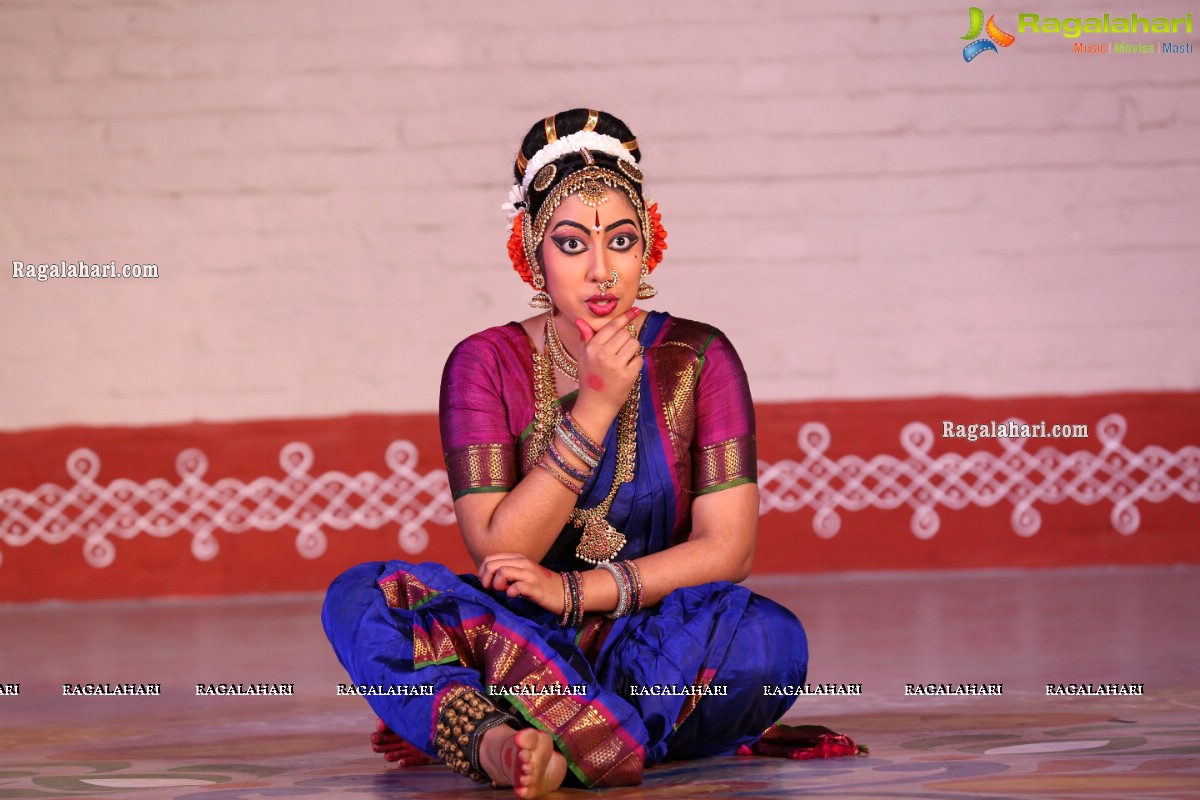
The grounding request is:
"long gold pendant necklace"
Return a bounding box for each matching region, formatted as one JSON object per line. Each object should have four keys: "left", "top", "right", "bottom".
{"left": 543, "top": 314, "right": 641, "bottom": 564}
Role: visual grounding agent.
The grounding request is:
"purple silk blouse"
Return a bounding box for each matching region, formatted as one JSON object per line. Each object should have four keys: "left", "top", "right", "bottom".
{"left": 438, "top": 311, "right": 756, "bottom": 546}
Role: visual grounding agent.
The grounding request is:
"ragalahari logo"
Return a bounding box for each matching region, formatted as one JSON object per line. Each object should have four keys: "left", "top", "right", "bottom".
{"left": 962, "top": 7, "right": 1016, "bottom": 61}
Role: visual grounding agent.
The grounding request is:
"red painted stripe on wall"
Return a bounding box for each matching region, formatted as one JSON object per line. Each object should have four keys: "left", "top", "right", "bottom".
{"left": 2, "top": 392, "right": 1197, "bottom": 601}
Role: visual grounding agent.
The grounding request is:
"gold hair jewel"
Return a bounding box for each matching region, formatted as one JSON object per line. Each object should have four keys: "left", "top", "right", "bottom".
{"left": 583, "top": 109, "right": 599, "bottom": 132}
{"left": 622, "top": 137, "right": 639, "bottom": 152}
{"left": 579, "top": 147, "right": 595, "bottom": 166}
{"left": 533, "top": 163, "right": 557, "bottom": 192}
{"left": 544, "top": 116, "right": 557, "bottom": 145}
{"left": 617, "top": 159, "right": 643, "bottom": 184}
{"left": 516, "top": 150, "right": 528, "bottom": 177}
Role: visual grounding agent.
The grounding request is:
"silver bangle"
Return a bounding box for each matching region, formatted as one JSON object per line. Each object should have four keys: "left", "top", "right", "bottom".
{"left": 599, "top": 562, "right": 630, "bottom": 619}
{"left": 555, "top": 422, "right": 600, "bottom": 469}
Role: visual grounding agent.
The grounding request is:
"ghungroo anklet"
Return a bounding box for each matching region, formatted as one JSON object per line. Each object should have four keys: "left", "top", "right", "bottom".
{"left": 433, "top": 687, "right": 517, "bottom": 785}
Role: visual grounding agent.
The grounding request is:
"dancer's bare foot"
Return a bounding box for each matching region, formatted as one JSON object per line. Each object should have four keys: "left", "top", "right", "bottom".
{"left": 479, "top": 725, "right": 567, "bottom": 798}
{"left": 371, "top": 718, "right": 437, "bottom": 766}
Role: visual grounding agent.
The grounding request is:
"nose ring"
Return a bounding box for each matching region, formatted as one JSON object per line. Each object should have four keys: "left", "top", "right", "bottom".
{"left": 598, "top": 269, "right": 619, "bottom": 293}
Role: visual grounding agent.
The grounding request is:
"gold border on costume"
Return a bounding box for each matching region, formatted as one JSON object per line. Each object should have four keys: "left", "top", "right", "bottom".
{"left": 444, "top": 443, "right": 517, "bottom": 499}
{"left": 693, "top": 434, "right": 758, "bottom": 494}
{"left": 384, "top": 569, "right": 647, "bottom": 788}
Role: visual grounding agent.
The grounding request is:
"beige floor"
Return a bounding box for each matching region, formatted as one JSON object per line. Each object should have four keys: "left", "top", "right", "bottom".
{"left": 1, "top": 566, "right": 1197, "bottom": 799}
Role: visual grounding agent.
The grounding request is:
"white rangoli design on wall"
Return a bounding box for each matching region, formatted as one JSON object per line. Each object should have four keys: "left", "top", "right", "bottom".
{"left": 1, "top": 414, "right": 1197, "bottom": 568}
{"left": 0, "top": 441, "right": 454, "bottom": 569}
{"left": 758, "top": 414, "right": 1200, "bottom": 539}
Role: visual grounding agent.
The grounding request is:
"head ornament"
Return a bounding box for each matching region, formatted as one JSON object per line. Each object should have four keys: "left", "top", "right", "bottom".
{"left": 503, "top": 111, "right": 668, "bottom": 302}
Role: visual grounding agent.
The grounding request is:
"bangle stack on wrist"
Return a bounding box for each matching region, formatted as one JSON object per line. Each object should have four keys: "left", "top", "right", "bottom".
{"left": 546, "top": 441, "right": 590, "bottom": 482}
{"left": 537, "top": 457, "right": 583, "bottom": 495}
{"left": 556, "top": 411, "right": 604, "bottom": 468}
{"left": 558, "top": 570, "right": 585, "bottom": 627}
{"left": 625, "top": 560, "right": 644, "bottom": 612}
{"left": 540, "top": 409, "right": 605, "bottom": 496}
{"left": 559, "top": 571, "right": 573, "bottom": 626}
{"left": 599, "top": 560, "right": 644, "bottom": 619}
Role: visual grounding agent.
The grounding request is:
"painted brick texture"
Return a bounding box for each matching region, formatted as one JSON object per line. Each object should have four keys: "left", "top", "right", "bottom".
{"left": 2, "top": 1, "right": 1198, "bottom": 429}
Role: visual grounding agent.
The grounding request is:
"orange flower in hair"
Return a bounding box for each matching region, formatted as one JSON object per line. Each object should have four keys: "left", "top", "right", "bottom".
{"left": 507, "top": 211, "right": 534, "bottom": 286}
{"left": 646, "top": 202, "right": 668, "bottom": 274}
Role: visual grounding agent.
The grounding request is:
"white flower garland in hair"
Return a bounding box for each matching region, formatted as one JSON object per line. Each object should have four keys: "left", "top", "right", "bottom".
{"left": 501, "top": 131, "right": 638, "bottom": 231}
{"left": 501, "top": 184, "right": 525, "bottom": 233}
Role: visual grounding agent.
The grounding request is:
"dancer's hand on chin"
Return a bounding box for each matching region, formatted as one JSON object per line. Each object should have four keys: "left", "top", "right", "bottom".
{"left": 574, "top": 307, "right": 642, "bottom": 416}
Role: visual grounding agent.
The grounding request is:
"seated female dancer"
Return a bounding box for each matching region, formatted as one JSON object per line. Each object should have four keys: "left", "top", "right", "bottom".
{"left": 323, "top": 108, "right": 810, "bottom": 798}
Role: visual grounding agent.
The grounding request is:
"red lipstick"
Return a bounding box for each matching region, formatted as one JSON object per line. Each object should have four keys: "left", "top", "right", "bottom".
{"left": 585, "top": 293, "right": 618, "bottom": 316}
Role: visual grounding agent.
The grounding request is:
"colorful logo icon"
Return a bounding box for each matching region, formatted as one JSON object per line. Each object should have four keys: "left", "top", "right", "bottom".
{"left": 962, "top": 7, "right": 1016, "bottom": 61}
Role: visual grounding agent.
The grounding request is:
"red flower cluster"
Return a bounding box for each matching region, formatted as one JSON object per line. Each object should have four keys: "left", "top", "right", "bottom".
{"left": 645, "top": 202, "right": 668, "bottom": 275}
{"left": 507, "top": 211, "right": 533, "bottom": 286}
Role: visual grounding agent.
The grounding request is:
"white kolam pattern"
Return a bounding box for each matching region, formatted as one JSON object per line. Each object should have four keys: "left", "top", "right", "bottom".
{"left": 0, "top": 441, "right": 454, "bottom": 569}
{"left": 1, "top": 414, "right": 1198, "bottom": 569}
{"left": 758, "top": 414, "right": 1200, "bottom": 540}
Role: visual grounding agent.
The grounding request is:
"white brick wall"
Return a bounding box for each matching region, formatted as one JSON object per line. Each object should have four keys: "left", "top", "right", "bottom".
{"left": 2, "top": 0, "right": 1198, "bottom": 429}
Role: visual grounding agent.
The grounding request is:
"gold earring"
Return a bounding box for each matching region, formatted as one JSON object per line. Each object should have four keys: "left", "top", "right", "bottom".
{"left": 529, "top": 270, "right": 552, "bottom": 308}
{"left": 636, "top": 267, "right": 656, "bottom": 299}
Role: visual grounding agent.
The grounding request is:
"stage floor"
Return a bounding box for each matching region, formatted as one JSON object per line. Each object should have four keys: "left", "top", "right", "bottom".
{"left": 1, "top": 566, "right": 1197, "bottom": 799}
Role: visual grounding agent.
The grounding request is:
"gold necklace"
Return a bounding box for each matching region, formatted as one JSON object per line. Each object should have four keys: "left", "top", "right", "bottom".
{"left": 536, "top": 319, "right": 643, "bottom": 564}
{"left": 570, "top": 371, "right": 640, "bottom": 564}
{"left": 545, "top": 313, "right": 641, "bottom": 383}
{"left": 544, "top": 314, "right": 579, "bottom": 380}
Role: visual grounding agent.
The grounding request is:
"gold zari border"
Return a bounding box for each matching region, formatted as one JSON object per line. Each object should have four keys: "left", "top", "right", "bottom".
{"left": 693, "top": 434, "right": 757, "bottom": 493}
{"left": 445, "top": 443, "right": 517, "bottom": 498}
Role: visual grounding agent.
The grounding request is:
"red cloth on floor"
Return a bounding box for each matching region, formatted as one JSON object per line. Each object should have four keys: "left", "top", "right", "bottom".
{"left": 737, "top": 724, "right": 866, "bottom": 760}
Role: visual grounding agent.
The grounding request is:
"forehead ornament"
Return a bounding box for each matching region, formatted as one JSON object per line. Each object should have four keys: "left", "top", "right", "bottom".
{"left": 578, "top": 177, "right": 608, "bottom": 208}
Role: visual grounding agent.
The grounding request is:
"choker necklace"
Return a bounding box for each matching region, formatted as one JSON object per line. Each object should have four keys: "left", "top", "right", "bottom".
{"left": 545, "top": 313, "right": 641, "bottom": 384}
{"left": 544, "top": 314, "right": 579, "bottom": 381}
